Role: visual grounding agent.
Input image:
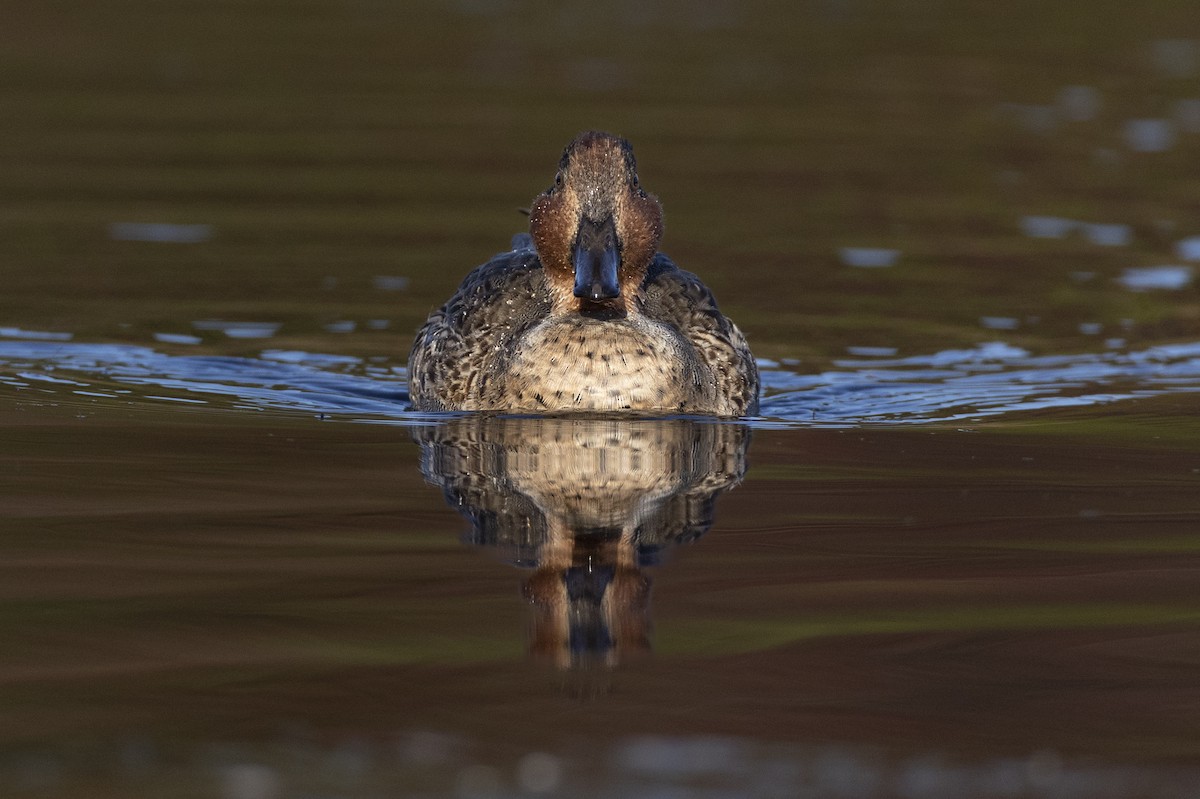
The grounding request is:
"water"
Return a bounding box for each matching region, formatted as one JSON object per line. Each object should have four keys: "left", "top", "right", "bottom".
{"left": 4, "top": 383, "right": 1200, "bottom": 797}
{"left": 4, "top": 337, "right": 1200, "bottom": 425}
{"left": 4, "top": 1, "right": 1200, "bottom": 796}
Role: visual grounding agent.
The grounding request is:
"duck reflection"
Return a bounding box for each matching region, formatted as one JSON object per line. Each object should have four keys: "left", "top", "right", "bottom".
{"left": 412, "top": 416, "right": 749, "bottom": 670}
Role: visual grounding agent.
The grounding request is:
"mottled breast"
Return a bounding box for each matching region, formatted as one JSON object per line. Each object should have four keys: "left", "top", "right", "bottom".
{"left": 492, "top": 314, "right": 709, "bottom": 413}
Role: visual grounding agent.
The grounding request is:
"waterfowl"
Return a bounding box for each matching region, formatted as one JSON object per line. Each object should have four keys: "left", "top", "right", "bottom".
{"left": 407, "top": 131, "right": 759, "bottom": 416}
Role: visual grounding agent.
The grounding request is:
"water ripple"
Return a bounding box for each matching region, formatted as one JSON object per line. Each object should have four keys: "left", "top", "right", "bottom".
{"left": 2, "top": 339, "right": 1200, "bottom": 425}
{"left": 0, "top": 341, "right": 406, "bottom": 415}
{"left": 760, "top": 341, "right": 1200, "bottom": 424}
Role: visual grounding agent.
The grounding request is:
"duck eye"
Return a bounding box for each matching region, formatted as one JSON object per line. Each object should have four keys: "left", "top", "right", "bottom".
{"left": 631, "top": 173, "right": 639, "bottom": 188}
{"left": 554, "top": 171, "right": 563, "bottom": 188}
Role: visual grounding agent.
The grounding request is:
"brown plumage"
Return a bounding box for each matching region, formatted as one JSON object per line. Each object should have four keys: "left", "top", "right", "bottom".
{"left": 407, "top": 131, "right": 759, "bottom": 416}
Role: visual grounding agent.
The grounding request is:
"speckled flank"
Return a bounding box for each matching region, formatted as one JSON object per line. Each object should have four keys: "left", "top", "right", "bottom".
{"left": 408, "top": 131, "right": 759, "bottom": 416}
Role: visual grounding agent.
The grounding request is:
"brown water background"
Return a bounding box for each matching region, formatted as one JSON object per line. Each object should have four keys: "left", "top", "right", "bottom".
{"left": 2, "top": 2, "right": 1200, "bottom": 796}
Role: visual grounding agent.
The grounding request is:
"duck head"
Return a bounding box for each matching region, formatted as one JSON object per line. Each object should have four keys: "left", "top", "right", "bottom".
{"left": 529, "top": 131, "right": 664, "bottom": 315}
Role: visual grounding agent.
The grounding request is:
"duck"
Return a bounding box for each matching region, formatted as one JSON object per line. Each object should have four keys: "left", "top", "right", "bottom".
{"left": 407, "top": 131, "right": 759, "bottom": 416}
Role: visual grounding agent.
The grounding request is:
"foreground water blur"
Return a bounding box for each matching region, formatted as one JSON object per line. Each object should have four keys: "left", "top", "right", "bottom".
{"left": 3, "top": 388, "right": 1200, "bottom": 797}
{"left": 5, "top": 1, "right": 1200, "bottom": 796}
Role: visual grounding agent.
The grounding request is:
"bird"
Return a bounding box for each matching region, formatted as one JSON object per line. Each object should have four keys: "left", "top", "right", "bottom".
{"left": 407, "top": 131, "right": 758, "bottom": 416}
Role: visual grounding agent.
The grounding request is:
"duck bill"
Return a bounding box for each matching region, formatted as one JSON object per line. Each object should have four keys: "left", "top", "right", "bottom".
{"left": 572, "top": 217, "right": 621, "bottom": 301}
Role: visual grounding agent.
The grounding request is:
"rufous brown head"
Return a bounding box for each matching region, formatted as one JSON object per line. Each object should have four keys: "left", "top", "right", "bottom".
{"left": 529, "top": 132, "right": 664, "bottom": 314}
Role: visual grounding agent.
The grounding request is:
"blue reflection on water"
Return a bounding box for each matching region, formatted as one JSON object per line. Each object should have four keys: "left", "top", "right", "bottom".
{"left": 2, "top": 339, "right": 1200, "bottom": 425}
{"left": 759, "top": 341, "right": 1200, "bottom": 424}
{"left": 8, "top": 731, "right": 1197, "bottom": 799}
{"left": 1118, "top": 265, "right": 1193, "bottom": 292}
{"left": 0, "top": 341, "right": 406, "bottom": 415}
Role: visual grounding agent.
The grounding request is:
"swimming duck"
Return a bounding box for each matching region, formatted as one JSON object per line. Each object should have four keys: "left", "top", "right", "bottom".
{"left": 407, "top": 131, "right": 759, "bottom": 416}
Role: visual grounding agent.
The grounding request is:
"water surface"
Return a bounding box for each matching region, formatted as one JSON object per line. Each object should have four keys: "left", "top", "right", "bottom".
{"left": 4, "top": 1, "right": 1200, "bottom": 797}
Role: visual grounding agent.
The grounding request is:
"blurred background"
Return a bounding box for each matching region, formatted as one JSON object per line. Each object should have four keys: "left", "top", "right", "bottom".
{"left": 4, "top": 0, "right": 1199, "bottom": 368}
{"left": 4, "top": 3, "right": 1200, "bottom": 798}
